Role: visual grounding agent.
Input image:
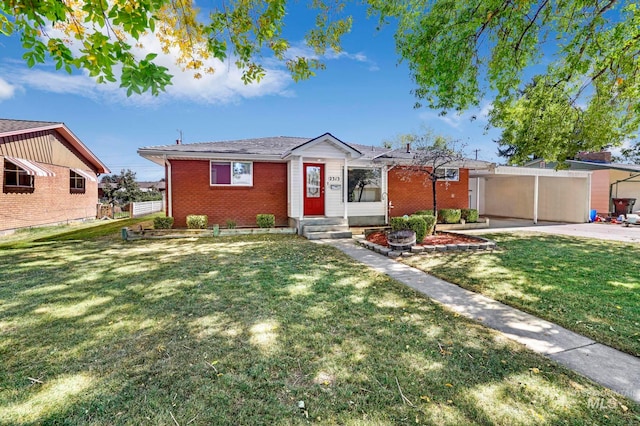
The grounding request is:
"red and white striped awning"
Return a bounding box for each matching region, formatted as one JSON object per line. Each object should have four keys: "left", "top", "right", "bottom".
{"left": 4, "top": 156, "right": 55, "bottom": 176}
{"left": 71, "top": 168, "right": 97, "bottom": 182}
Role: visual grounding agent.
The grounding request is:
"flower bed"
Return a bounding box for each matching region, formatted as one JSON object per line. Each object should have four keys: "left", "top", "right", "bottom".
{"left": 358, "top": 230, "right": 497, "bottom": 258}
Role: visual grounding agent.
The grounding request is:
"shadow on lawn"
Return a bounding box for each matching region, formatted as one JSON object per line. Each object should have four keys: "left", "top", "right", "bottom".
{"left": 405, "top": 232, "right": 640, "bottom": 357}
{"left": 0, "top": 235, "right": 637, "bottom": 424}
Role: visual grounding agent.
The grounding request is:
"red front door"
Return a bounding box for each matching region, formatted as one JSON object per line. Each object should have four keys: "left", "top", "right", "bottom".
{"left": 304, "top": 163, "right": 324, "bottom": 216}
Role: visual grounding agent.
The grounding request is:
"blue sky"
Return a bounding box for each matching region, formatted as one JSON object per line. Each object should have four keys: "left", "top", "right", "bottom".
{"left": 0, "top": 4, "right": 502, "bottom": 181}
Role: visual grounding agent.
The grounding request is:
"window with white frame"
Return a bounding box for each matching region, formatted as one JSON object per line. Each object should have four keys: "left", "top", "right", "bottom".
{"left": 434, "top": 167, "right": 459, "bottom": 181}
{"left": 70, "top": 170, "right": 86, "bottom": 193}
{"left": 210, "top": 161, "right": 253, "bottom": 186}
{"left": 347, "top": 167, "right": 382, "bottom": 202}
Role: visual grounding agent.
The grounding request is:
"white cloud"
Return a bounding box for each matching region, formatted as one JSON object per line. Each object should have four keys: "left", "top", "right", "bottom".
{"left": 2, "top": 28, "right": 294, "bottom": 106}
{"left": 0, "top": 76, "right": 16, "bottom": 101}
{"left": 2, "top": 29, "right": 379, "bottom": 104}
{"left": 284, "top": 42, "right": 379, "bottom": 71}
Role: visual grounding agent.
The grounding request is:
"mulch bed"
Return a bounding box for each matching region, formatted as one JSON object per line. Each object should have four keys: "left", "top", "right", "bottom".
{"left": 366, "top": 231, "right": 483, "bottom": 247}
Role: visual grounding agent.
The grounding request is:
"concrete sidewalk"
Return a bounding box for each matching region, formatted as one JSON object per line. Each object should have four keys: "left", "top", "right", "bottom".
{"left": 322, "top": 238, "right": 640, "bottom": 404}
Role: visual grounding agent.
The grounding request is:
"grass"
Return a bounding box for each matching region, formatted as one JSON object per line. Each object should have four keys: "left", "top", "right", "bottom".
{"left": 1, "top": 228, "right": 638, "bottom": 424}
{"left": 0, "top": 213, "right": 162, "bottom": 248}
{"left": 402, "top": 232, "right": 640, "bottom": 357}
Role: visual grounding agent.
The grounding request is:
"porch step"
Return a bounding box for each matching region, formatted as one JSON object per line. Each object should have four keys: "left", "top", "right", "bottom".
{"left": 303, "top": 224, "right": 350, "bottom": 233}
{"left": 304, "top": 230, "right": 353, "bottom": 240}
{"left": 300, "top": 217, "right": 352, "bottom": 240}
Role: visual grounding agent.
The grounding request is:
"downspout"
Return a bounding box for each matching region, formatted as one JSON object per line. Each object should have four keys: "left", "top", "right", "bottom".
{"left": 475, "top": 177, "right": 480, "bottom": 211}
{"left": 165, "top": 155, "right": 172, "bottom": 217}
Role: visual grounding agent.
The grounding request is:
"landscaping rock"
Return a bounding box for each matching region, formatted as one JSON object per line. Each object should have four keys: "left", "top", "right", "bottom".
{"left": 435, "top": 245, "right": 448, "bottom": 252}
{"left": 411, "top": 245, "right": 425, "bottom": 253}
{"left": 387, "top": 250, "right": 402, "bottom": 258}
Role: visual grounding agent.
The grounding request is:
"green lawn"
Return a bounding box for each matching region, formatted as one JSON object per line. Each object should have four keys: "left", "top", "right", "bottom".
{"left": 0, "top": 231, "right": 638, "bottom": 424}
{"left": 0, "top": 214, "right": 161, "bottom": 249}
{"left": 402, "top": 232, "right": 640, "bottom": 357}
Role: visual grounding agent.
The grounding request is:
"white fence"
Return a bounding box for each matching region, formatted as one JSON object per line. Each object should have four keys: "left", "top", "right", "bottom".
{"left": 131, "top": 200, "right": 164, "bottom": 217}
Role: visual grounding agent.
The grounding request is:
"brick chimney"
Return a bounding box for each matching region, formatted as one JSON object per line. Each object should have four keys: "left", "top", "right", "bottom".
{"left": 575, "top": 151, "right": 611, "bottom": 163}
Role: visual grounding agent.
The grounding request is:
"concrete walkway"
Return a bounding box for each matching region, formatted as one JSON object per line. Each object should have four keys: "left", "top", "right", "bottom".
{"left": 466, "top": 217, "right": 640, "bottom": 244}
{"left": 322, "top": 238, "right": 640, "bottom": 404}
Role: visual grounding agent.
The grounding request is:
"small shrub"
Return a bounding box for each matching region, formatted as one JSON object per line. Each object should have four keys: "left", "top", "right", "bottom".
{"left": 186, "top": 215, "right": 208, "bottom": 229}
{"left": 256, "top": 214, "right": 275, "bottom": 228}
{"left": 226, "top": 219, "right": 237, "bottom": 229}
{"left": 153, "top": 216, "right": 174, "bottom": 229}
{"left": 414, "top": 210, "right": 434, "bottom": 216}
{"left": 413, "top": 214, "right": 436, "bottom": 236}
{"left": 461, "top": 209, "right": 479, "bottom": 223}
{"left": 390, "top": 216, "right": 409, "bottom": 231}
{"left": 407, "top": 216, "right": 428, "bottom": 242}
{"left": 438, "top": 209, "right": 462, "bottom": 224}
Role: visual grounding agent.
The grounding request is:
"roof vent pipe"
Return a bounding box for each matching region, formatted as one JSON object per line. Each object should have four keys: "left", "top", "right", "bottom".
{"left": 406, "top": 143, "right": 410, "bottom": 153}
{"left": 176, "top": 139, "right": 181, "bottom": 145}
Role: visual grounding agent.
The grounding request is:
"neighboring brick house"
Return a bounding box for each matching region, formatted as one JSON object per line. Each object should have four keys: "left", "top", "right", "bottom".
{"left": 0, "top": 119, "right": 110, "bottom": 233}
{"left": 138, "top": 133, "right": 491, "bottom": 229}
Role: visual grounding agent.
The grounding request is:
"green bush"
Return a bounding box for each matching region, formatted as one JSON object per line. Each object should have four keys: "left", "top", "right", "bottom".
{"left": 407, "top": 216, "right": 428, "bottom": 242}
{"left": 414, "top": 210, "right": 434, "bottom": 216}
{"left": 390, "top": 216, "right": 428, "bottom": 243}
{"left": 153, "top": 216, "right": 174, "bottom": 229}
{"left": 461, "top": 209, "right": 479, "bottom": 223}
{"left": 438, "top": 209, "right": 462, "bottom": 224}
{"left": 412, "top": 214, "right": 436, "bottom": 236}
{"left": 225, "top": 219, "right": 237, "bottom": 229}
{"left": 256, "top": 214, "right": 275, "bottom": 228}
{"left": 186, "top": 215, "right": 208, "bottom": 229}
{"left": 390, "top": 216, "right": 409, "bottom": 231}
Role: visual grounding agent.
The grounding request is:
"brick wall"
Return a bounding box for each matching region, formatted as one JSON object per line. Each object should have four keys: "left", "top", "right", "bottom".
{"left": 0, "top": 162, "right": 99, "bottom": 232}
{"left": 170, "top": 160, "right": 288, "bottom": 228}
{"left": 388, "top": 167, "right": 470, "bottom": 216}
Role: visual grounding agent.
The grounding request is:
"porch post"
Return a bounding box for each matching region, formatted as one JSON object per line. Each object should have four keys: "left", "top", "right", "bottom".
{"left": 299, "top": 156, "right": 304, "bottom": 221}
{"left": 533, "top": 175, "right": 539, "bottom": 224}
{"left": 343, "top": 157, "right": 348, "bottom": 219}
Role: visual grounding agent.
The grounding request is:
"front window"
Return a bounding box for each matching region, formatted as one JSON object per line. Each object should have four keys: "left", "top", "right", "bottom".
{"left": 435, "top": 167, "right": 459, "bottom": 181}
{"left": 70, "top": 170, "right": 86, "bottom": 193}
{"left": 210, "top": 161, "right": 253, "bottom": 186}
{"left": 348, "top": 167, "right": 382, "bottom": 202}
{"left": 3, "top": 160, "right": 33, "bottom": 193}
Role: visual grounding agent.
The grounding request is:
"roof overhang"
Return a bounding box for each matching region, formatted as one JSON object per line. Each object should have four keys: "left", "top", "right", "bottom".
{"left": 471, "top": 165, "right": 591, "bottom": 179}
{"left": 282, "top": 132, "right": 363, "bottom": 160}
{"left": 0, "top": 123, "right": 110, "bottom": 174}
{"left": 137, "top": 149, "right": 288, "bottom": 166}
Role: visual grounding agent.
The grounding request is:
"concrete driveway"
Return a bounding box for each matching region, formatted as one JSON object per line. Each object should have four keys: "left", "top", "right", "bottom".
{"left": 465, "top": 217, "right": 640, "bottom": 244}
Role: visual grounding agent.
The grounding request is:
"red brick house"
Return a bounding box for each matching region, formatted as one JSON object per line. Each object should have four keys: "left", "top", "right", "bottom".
{"left": 0, "top": 119, "right": 110, "bottom": 233}
{"left": 138, "top": 133, "right": 490, "bottom": 234}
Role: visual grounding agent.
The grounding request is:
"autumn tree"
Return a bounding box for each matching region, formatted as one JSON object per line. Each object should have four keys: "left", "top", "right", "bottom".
{"left": 387, "top": 131, "right": 466, "bottom": 234}
{"left": 0, "top": 0, "right": 352, "bottom": 95}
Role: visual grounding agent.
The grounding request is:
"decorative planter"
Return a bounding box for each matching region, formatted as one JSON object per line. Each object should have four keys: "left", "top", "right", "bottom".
{"left": 387, "top": 230, "right": 416, "bottom": 251}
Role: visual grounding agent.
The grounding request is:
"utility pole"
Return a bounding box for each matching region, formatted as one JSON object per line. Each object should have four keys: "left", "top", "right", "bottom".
{"left": 473, "top": 149, "right": 480, "bottom": 160}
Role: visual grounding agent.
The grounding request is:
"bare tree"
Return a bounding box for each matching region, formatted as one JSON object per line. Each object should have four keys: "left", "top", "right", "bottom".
{"left": 387, "top": 131, "right": 466, "bottom": 234}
